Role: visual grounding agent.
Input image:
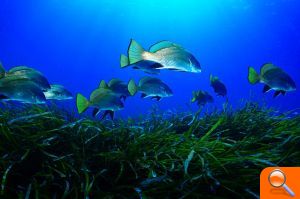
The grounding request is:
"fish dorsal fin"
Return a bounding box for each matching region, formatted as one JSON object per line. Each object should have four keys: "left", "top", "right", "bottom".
{"left": 260, "top": 63, "right": 279, "bottom": 75}
{"left": 90, "top": 88, "right": 111, "bottom": 100}
{"left": 192, "top": 91, "right": 196, "bottom": 97}
{"left": 108, "top": 78, "right": 123, "bottom": 87}
{"left": 8, "top": 66, "right": 37, "bottom": 73}
{"left": 149, "top": 41, "right": 182, "bottom": 53}
{"left": 194, "top": 91, "right": 200, "bottom": 97}
{"left": 139, "top": 77, "right": 161, "bottom": 86}
{"left": 199, "top": 91, "right": 205, "bottom": 95}
{"left": 139, "top": 77, "right": 153, "bottom": 86}
{"left": 99, "top": 80, "right": 108, "bottom": 89}
{"left": 210, "top": 74, "right": 219, "bottom": 83}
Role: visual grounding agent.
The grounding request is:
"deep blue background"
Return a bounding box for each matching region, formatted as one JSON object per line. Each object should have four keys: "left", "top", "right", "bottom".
{"left": 0, "top": 0, "right": 299, "bottom": 117}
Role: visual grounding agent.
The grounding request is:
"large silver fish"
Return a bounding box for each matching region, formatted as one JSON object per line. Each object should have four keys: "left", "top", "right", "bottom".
{"left": 122, "top": 40, "right": 201, "bottom": 73}
{"left": 128, "top": 77, "right": 173, "bottom": 101}
{"left": 248, "top": 63, "right": 296, "bottom": 97}
{"left": 43, "top": 84, "right": 73, "bottom": 100}
{"left": 0, "top": 78, "right": 46, "bottom": 104}
{"left": 76, "top": 88, "right": 124, "bottom": 119}
{"left": 3, "top": 66, "right": 51, "bottom": 91}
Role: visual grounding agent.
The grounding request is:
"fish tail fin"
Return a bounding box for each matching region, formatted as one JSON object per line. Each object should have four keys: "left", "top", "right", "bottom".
{"left": 120, "top": 54, "right": 129, "bottom": 68}
{"left": 191, "top": 91, "right": 196, "bottom": 102}
{"left": 128, "top": 79, "right": 138, "bottom": 96}
{"left": 76, "top": 93, "right": 89, "bottom": 114}
{"left": 248, "top": 67, "right": 260, "bottom": 84}
{"left": 128, "top": 39, "right": 145, "bottom": 64}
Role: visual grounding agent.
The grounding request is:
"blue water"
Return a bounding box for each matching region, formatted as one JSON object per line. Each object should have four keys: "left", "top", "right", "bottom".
{"left": 1, "top": 0, "right": 299, "bottom": 118}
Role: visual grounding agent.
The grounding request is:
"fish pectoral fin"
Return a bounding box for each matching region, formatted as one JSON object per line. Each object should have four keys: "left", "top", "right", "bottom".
{"left": 100, "top": 110, "right": 115, "bottom": 120}
{"left": 273, "top": 90, "right": 286, "bottom": 98}
{"left": 273, "top": 91, "right": 281, "bottom": 98}
{"left": 133, "top": 60, "right": 163, "bottom": 70}
{"left": 150, "top": 63, "right": 164, "bottom": 69}
{"left": 263, "top": 85, "right": 271, "bottom": 93}
{"left": 92, "top": 108, "right": 100, "bottom": 117}
{"left": 151, "top": 96, "right": 162, "bottom": 101}
{"left": 120, "top": 95, "right": 127, "bottom": 101}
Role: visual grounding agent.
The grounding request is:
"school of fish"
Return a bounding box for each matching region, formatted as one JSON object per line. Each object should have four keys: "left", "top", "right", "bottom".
{"left": 0, "top": 40, "right": 296, "bottom": 119}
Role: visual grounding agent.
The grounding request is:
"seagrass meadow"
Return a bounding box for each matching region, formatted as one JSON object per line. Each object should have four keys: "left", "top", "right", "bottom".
{"left": 0, "top": 102, "right": 299, "bottom": 199}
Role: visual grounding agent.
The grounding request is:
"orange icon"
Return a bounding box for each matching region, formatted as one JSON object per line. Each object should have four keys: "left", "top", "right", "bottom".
{"left": 261, "top": 167, "right": 300, "bottom": 199}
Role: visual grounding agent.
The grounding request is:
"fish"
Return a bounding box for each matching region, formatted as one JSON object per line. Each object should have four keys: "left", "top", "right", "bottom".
{"left": 248, "top": 63, "right": 296, "bottom": 97}
{"left": 99, "top": 78, "right": 131, "bottom": 101}
{"left": 0, "top": 78, "right": 46, "bottom": 104}
{"left": 128, "top": 77, "right": 173, "bottom": 101}
{"left": 120, "top": 54, "right": 161, "bottom": 74}
{"left": 43, "top": 84, "right": 73, "bottom": 100}
{"left": 125, "top": 39, "right": 201, "bottom": 73}
{"left": 210, "top": 74, "right": 227, "bottom": 97}
{"left": 191, "top": 91, "right": 214, "bottom": 106}
{"left": 76, "top": 88, "right": 124, "bottom": 120}
{"left": 2, "top": 66, "right": 51, "bottom": 91}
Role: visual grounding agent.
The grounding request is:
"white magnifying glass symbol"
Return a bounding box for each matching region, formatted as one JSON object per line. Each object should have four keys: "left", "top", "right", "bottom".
{"left": 268, "top": 169, "right": 295, "bottom": 197}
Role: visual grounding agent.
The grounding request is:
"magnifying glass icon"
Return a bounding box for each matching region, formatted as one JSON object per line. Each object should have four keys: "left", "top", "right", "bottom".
{"left": 268, "top": 169, "right": 295, "bottom": 197}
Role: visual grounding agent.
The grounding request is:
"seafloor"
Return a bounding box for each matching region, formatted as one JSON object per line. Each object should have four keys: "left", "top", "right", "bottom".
{"left": 0, "top": 102, "right": 299, "bottom": 198}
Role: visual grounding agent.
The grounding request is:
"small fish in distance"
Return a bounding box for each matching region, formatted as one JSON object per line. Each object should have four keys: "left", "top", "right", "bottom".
{"left": 128, "top": 77, "right": 173, "bottom": 101}
{"left": 210, "top": 74, "right": 227, "bottom": 97}
{"left": 99, "top": 78, "right": 131, "bottom": 101}
{"left": 191, "top": 90, "right": 214, "bottom": 106}
{"left": 76, "top": 88, "right": 124, "bottom": 120}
